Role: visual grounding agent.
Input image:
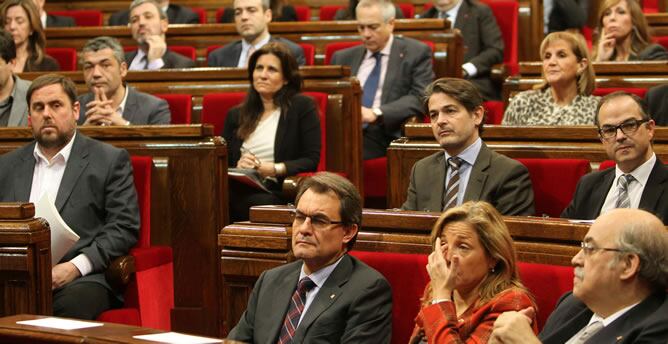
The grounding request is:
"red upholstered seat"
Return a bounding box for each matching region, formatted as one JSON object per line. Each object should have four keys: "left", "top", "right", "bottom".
{"left": 324, "top": 42, "right": 361, "bottom": 65}
{"left": 599, "top": 160, "right": 615, "bottom": 171}
{"left": 483, "top": 100, "right": 505, "bottom": 124}
{"left": 654, "top": 36, "right": 668, "bottom": 50}
{"left": 319, "top": 5, "right": 343, "bottom": 20}
{"left": 191, "top": 7, "right": 207, "bottom": 23}
{"left": 45, "top": 48, "right": 77, "bottom": 71}
{"left": 397, "top": 3, "right": 415, "bottom": 18}
{"left": 294, "top": 5, "right": 311, "bottom": 21}
{"left": 363, "top": 157, "right": 387, "bottom": 207}
{"left": 517, "top": 262, "right": 574, "bottom": 330}
{"left": 643, "top": 0, "right": 659, "bottom": 12}
{"left": 49, "top": 10, "right": 103, "bottom": 26}
{"left": 593, "top": 87, "right": 647, "bottom": 98}
{"left": 515, "top": 158, "right": 591, "bottom": 217}
{"left": 97, "top": 156, "right": 174, "bottom": 331}
{"left": 479, "top": 0, "right": 519, "bottom": 75}
{"left": 298, "top": 43, "right": 316, "bottom": 65}
{"left": 154, "top": 94, "right": 192, "bottom": 124}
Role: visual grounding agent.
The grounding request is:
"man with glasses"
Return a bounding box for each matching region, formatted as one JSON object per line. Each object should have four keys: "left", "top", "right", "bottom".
{"left": 227, "top": 172, "right": 392, "bottom": 343}
{"left": 561, "top": 91, "right": 668, "bottom": 224}
{"left": 489, "top": 208, "right": 668, "bottom": 343}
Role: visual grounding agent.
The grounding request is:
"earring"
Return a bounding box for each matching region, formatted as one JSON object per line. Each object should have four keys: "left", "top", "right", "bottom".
{"left": 490, "top": 267, "right": 495, "bottom": 273}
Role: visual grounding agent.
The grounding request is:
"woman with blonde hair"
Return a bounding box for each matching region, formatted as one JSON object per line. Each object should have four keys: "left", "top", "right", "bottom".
{"left": 503, "top": 31, "right": 599, "bottom": 125}
{"left": 409, "top": 201, "right": 537, "bottom": 343}
{"left": 594, "top": 0, "right": 667, "bottom": 61}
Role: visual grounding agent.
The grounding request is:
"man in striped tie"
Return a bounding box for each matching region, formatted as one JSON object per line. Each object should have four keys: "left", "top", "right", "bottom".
{"left": 227, "top": 172, "right": 392, "bottom": 343}
{"left": 401, "top": 77, "right": 534, "bottom": 215}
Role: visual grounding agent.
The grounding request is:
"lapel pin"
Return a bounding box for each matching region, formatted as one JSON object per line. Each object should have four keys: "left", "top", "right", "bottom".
{"left": 330, "top": 294, "right": 336, "bottom": 299}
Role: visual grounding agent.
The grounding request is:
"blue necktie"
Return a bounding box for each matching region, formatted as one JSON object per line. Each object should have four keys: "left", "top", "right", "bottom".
{"left": 362, "top": 52, "right": 382, "bottom": 108}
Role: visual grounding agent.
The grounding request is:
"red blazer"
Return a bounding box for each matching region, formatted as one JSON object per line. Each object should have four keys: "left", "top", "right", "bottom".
{"left": 410, "top": 287, "right": 538, "bottom": 343}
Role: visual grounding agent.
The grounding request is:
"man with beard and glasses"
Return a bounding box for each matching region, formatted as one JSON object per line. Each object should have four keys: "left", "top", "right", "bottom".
{"left": 490, "top": 208, "right": 668, "bottom": 344}
{"left": 0, "top": 74, "right": 140, "bottom": 320}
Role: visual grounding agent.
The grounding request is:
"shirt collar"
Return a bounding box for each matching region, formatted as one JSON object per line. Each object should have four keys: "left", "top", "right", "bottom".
{"left": 298, "top": 254, "right": 345, "bottom": 289}
{"left": 614, "top": 153, "right": 656, "bottom": 188}
{"left": 444, "top": 137, "right": 482, "bottom": 166}
{"left": 242, "top": 34, "right": 272, "bottom": 52}
{"left": 365, "top": 34, "right": 394, "bottom": 59}
{"left": 6, "top": 75, "right": 20, "bottom": 102}
{"left": 446, "top": 0, "right": 464, "bottom": 25}
{"left": 33, "top": 130, "right": 77, "bottom": 165}
{"left": 589, "top": 301, "right": 640, "bottom": 327}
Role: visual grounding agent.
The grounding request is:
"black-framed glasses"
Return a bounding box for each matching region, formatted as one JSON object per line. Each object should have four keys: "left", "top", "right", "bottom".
{"left": 598, "top": 119, "right": 649, "bottom": 140}
{"left": 580, "top": 241, "right": 625, "bottom": 256}
{"left": 290, "top": 209, "right": 344, "bottom": 230}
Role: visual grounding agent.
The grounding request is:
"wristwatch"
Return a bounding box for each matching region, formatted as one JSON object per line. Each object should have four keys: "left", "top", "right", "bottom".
{"left": 372, "top": 108, "right": 383, "bottom": 117}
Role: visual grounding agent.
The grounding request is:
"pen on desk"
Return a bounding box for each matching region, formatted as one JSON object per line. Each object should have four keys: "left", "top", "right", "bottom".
{"left": 240, "top": 147, "right": 261, "bottom": 168}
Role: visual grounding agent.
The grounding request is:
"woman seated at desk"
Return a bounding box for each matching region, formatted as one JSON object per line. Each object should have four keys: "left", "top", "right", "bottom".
{"left": 0, "top": 0, "right": 59, "bottom": 72}
{"left": 594, "top": 0, "right": 668, "bottom": 61}
{"left": 410, "top": 201, "right": 537, "bottom": 343}
{"left": 503, "top": 31, "right": 599, "bottom": 126}
{"left": 223, "top": 42, "right": 321, "bottom": 222}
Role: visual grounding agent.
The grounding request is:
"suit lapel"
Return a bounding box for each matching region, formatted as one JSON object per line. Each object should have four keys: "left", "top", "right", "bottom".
{"left": 55, "top": 134, "right": 89, "bottom": 212}
{"left": 266, "top": 265, "right": 301, "bottom": 342}
{"left": 638, "top": 159, "right": 667, "bottom": 213}
{"left": 273, "top": 109, "right": 288, "bottom": 161}
{"left": 122, "top": 87, "right": 138, "bottom": 123}
{"left": 14, "top": 143, "right": 37, "bottom": 201}
{"left": 350, "top": 46, "right": 367, "bottom": 75}
{"left": 232, "top": 41, "right": 243, "bottom": 67}
{"left": 590, "top": 169, "right": 615, "bottom": 217}
{"left": 543, "top": 308, "right": 593, "bottom": 344}
{"left": 586, "top": 292, "right": 665, "bottom": 343}
{"left": 463, "top": 143, "right": 490, "bottom": 201}
{"left": 428, "top": 153, "right": 447, "bottom": 211}
{"left": 453, "top": 0, "right": 471, "bottom": 30}
{"left": 8, "top": 78, "right": 28, "bottom": 126}
{"left": 381, "top": 37, "right": 403, "bottom": 104}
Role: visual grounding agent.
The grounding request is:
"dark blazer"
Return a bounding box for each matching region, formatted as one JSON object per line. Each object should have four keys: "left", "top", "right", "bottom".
{"left": 5, "top": 76, "right": 30, "bottom": 127}
{"left": 24, "top": 55, "right": 60, "bottom": 72}
{"left": 539, "top": 291, "right": 668, "bottom": 344}
{"left": 547, "top": 0, "right": 587, "bottom": 32}
{"left": 222, "top": 94, "right": 321, "bottom": 180}
{"left": 645, "top": 84, "right": 668, "bottom": 126}
{"left": 228, "top": 254, "right": 393, "bottom": 343}
{"left": 125, "top": 49, "right": 196, "bottom": 69}
{"left": 330, "top": 36, "right": 434, "bottom": 158}
{"left": 207, "top": 37, "right": 306, "bottom": 67}
{"left": 219, "top": 5, "right": 298, "bottom": 22}
{"left": 46, "top": 14, "right": 75, "bottom": 27}
{"left": 78, "top": 86, "right": 171, "bottom": 125}
{"left": 0, "top": 133, "right": 140, "bottom": 300}
{"left": 108, "top": 4, "right": 200, "bottom": 25}
{"left": 561, "top": 158, "right": 668, "bottom": 224}
{"left": 630, "top": 43, "right": 668, "bottom": 61}
{"left": 401, "top": 142, "right": 535, "bottom": 215}
{"left": 421, "top": 0, "right": 503, "bottom": 100}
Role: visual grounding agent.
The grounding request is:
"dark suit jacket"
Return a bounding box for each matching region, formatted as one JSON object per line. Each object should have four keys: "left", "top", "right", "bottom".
{"left": 561, "top": 158, "right": 668, "bottom": 224}
{"left": 228, "top": 254, "right": 393, "bottom": 343}
{"left": 421, "top": 0, "right": 503, "bottom": 100}
{"left": 539, "top": 291, "right": 668, "bottom": 344}
{"left": 5, "top": 76, "right": 30, "bottom": 127}
{"left": 207, "top": 37, "right": 306, "bottom": 67}
{"left": 547, "top": 0, "right": 587, "bottom": 32}
{"left": 630, "top": 43, "right": 668, "bottom": 61}
{"left": 24, "top": 55, "right": 60, "bottom": 72}
{"left": 645, "top": 84, "right": 668, "bottom": 126}
{"left": 77, "top": 86, "right": 171, "bottom": 125}
{"left": 108, "top": 4, "right": 199, "bottom": 25}
{"left": 219, "top": 5, "right": 298, "bottom": 22}
{"left": 222, "top": 94, "right": 321, "bottom": 180}
{"left": 125, "top": 49, "right": 196, "bottom": 69}
{"left": 0, "top": 133, "right": 140, "bottom": 300}
{"left": 401, "top": 142, "right": 535, "bottom": 215}
{"left": 46, "top": 14, "right": 75, "bottom": 27}
{"left": 330, "top": 36, "right": 434, "bottom": 158}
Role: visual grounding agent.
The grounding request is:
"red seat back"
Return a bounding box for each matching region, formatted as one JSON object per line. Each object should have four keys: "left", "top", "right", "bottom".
{"left": 325, "top": 41, "right": 362, "bottom": 65}
{"left": 397, "top": 3, "right": 415, "bottom": 18}
{"left": 299, "top": 43, "right": 316, "bottom": 65}
{"left": 479, "top": 0, "right": 519, "bottom": 75}
{"left": 517, "top": 262, "right": 574, "bottom": 331}
{"left": 642, "top": 0, "right": 659, "bottom": 12}
{"left": 215, "top": 8, "right": 227, "bottom": 23}
{"left": 654, "top": 36, "right": 668, "bottom": 50}
{"left": 191, "top": 7, "right": 207, "bottom": 23}
{"left": 515, "top": 158, "right": 592, "bottom": 217}
{"left": 201, "top": 92, "right": 247, "bottom": 136}
{"left": 593, "top": 87, "right": 647, "bottom": 98}
{"left": 294, "top": 5, "right": 311, "bottom": 21}
{"left": 303, "top": 92, "right": 328, "bottom": 172}
{"left": 49, "top": 10, "right": 103, "bottom": 26}
{"left": 45, "top": 47, "right": 77, "bottom": 71}
{"left": 483, "top": 100, "right": 505, "bottom": 124}
{"left": 363, "top": 157, "right": 387, "bottom": 202}
{"left": 599, "top": 160, "right": 616, "bottom": 171}
{"left": 130, "top": 156, "right": 152, "bottom": 248}
{"left": 154, "top": 94, "right": 192, "bottom": 124}
{"left": 319, "top": 5, "right": 344, "bottom": 20}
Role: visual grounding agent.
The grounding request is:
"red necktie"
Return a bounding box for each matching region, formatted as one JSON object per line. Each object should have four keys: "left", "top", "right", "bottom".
{"left": 277, "top": 277, "right": 316, "bottom": 344}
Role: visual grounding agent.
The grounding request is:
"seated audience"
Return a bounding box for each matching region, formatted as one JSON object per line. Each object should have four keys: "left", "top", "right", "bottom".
{"left": 645, "top": 84, "right": 668, "bottom": 126}
{"left": 31, "top": 0, "right": 74, "bottom": 27}
{"left": 335, "top": 0, "right": 404, "bottom": 20}
{"left": 562, "top": 91, "right": 668, "bottom": 224}
{"left": 330, "top": 0, "right": 433, "bottom": 160}
{"left": 109, "top": 0, "right": 199, "bottom": 25}
{"left": 223, "top": 42, "right": 320, "bottom": 222}
{"left": 594, "top": 0, "right": 668, "bottom": 61}
{"left": 0, "top": 0, "right": 59, "bottom": 72}
{"left": 0, "top": 74, "right": 140, "bottom": 320}
{"left": 420, "top": 0, "right": 504, "bottom": 101}
{"left": 208, "top": 0, "right": 305, "bottom": 67}
{"left": 78, "top": 36, "right": 171, "bottom": 126}
{"left": 490, "top": 208, "right": 668, "bottom": 344}
{"left": 126, "top": 0, "right": 196, "bottom": 70}
{"left": 219, "top": 0, "right": 298, "bottom": 23}
{"left": 402, "top": 78, "right": 534, "bottom": 215}
{"left": 0, "top": 31, "right": 30, "bottom": 126}
{"left": 228, "top": 172, "right": 392, "bottom": 343}
{"left": 409, "top": 201, "right": 538, "bottom": 343}
{"left": 503, "top": 31, "right": 599, "bottom": 126}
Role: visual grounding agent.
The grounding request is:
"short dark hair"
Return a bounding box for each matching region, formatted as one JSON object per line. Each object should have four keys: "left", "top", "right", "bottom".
{"left": 294, "top": 172, "right": 362, "bottom": 250}
{"left": 595, "top": 91, "right": 649, "bottom": 127}
{"left": 0, "top": 31, "right": 16, "bottom": 63}
{"left": 26, "top": 74, "right": 78, "bottom": 107}
{"left": 424, "top": 77, "right": 486, "bottom": 133}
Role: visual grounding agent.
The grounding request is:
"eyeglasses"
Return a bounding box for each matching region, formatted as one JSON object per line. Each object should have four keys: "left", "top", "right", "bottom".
{"left": 598, "top": 119, "right": 649, "bottom": 140}
{"left": 580, "top": 241, "right": 625, "bottom": 256}
{"left": 291, "top": 209, "right": 344, "bottom": 230}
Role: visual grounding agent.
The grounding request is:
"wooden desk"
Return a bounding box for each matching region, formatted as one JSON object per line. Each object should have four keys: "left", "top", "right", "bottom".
{"left": 648, "top": 13, "right": 668, "bottom": 36}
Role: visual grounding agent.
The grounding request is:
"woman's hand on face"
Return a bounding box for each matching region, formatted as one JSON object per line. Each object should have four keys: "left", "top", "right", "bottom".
{"left": 596, "top": 30, "right": 616, "bottom": 61}
{"left": 427, "top": 237, "right": 459, "bottom": 299}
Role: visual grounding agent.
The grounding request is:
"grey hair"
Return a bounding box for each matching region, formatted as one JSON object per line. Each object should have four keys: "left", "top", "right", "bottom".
{"left": 81, "top": 36, "right": 126, "bottom": 64}
{"left": 235, "top": 0, "right": 270, "bottom": 10}
{"left": 129, "top": 0, "right": 167, "bottom": 20}
{"left": 357, "top": 0, "right": 396, "bottom": 22}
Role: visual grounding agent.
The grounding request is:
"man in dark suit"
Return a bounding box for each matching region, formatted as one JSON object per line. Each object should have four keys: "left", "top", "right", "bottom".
{"left": 330, "top": 0, "right": 434, "bottom": 160}
{"left": 228, "top": 172, "right": 392, "bottom": 343}
{"left": 401, "top": 78, "right": 534, "bottom": 215}
{"left": 645, "top": 84, "right": 668, "bottom": 126}
{"left": 108, "top": 0, "right": 199, "bottom": 25}
{"left": 0, "top": 74, "right": 140, "bottom": 319}
{"left": 31, "top": 0, "right": 75, "bottom": 27}
{"left": 490, "top": 208, "right": 668, "bottom": 344}
{"left": 78, "top": 36, "right": 171, "bottom": 125}
{"left": 207, "top": 0, "right": 305, "bottom": 67}
{"left": 561, "top": 91, "right": 668, "bottom": 224}
{"left": 125, "top": 0, "right": 196, "bottom": 70}
{"left": 0, "top": 31, "right": 30, "bottom": 127}
{"left": 420, "top": 0, "right": 504, "bottom": 100}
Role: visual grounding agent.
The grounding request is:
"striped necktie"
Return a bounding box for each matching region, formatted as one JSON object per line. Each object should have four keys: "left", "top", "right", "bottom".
{"left": 573, "top": 321, "right": 603, "bottom": 343}
{"left": 443, "top": 157, "right": 463, "bottom": 210}
{"left": 277, "top": 277, "right": 316, "bottom": 344}
{"left": 615, "top": 174, "right": 634, "bottom": 208}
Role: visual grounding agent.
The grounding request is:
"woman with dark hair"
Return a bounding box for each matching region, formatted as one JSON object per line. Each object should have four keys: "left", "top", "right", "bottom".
{"left": 594, "top": 0, "right": 668, "bottom": 61}
{"left": 219, "top": 0, "right": 298, "bottom": 23}
{"left": 409, "top": 201, "right": 538, "bottom": 343}
{"left": 223, "top": 42, "right": 321, "bottom": 222}
{"left": 0, "top": 0, "right": 59, "bottom": 72}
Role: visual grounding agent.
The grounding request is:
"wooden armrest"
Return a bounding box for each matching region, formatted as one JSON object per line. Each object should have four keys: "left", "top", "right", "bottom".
{"left": 105, "top": 255, "right": 136, "bottom": 292}
{"left": 282, "top": 176, "right": 304, "bottom": 201}
{"left": 490, "top": 63, "right": 508, "bottom": 85}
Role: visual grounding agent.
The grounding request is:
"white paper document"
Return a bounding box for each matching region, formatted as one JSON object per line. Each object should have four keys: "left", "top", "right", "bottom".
{"left": 16, "top": 317, "right": 103, "bottom": 330}
{"left": 133, "top": 332, "right": 223, "bottom": 343}
{"left": 34, "top": 194, "right": 80, "bottom": 265}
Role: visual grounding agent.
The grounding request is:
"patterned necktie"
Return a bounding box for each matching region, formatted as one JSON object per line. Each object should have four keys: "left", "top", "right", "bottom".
{"left": 615, "top": 174, "right": 634, "bottom": 208}
{"left": 141, "top": 56, "right": 149, "bottom": 70}
{"left": 362, "top": 52, "right": 382, "bottom": 108}
{"left": 573, "top": 321, "right": 603, "bottom": 344}
{"left": 443, "top": 157, "right": 463, "bottom": 210}
{"left": 277, "top": 277, "right": 316, "bottom": 344}
{"left": 245, "top": 45, "right": 256, "bottom": 67}
{"left": 438, "top": 11, "right": 449, "bottom": 19}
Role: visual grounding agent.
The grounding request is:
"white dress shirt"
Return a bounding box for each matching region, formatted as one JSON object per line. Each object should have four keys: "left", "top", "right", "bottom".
{"left": 444, "top": 137, "right": 483, "bottom": 206}
{"left": 128, "top": 48, "right": 165, "bottom": 71}
{"left": 238, "top": 35, "right": 271, "bottom": 67}
{"left": 356, "top": 35, "right": 394, "bottom": 109}
{"left": 296, "top": 255, "right": 345, "bottom": 326}
{"left": 600, "top": 154, "right": 656, "bottom": 215}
